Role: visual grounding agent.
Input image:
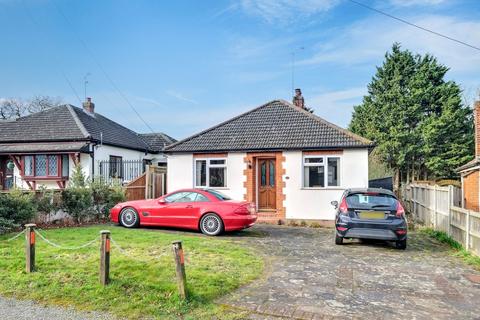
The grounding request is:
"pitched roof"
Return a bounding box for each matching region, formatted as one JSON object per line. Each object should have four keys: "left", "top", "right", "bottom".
{"left": 139, "top": 133, "right": 177, "bottom": 151}
{"left": 165, "top": 100, "right": 374, "bottom": 153}
{"left": 456, "top": 157, "right": 479, "bottom": 172}
{"left": 0, "top": 105, "right": 167, "bottom": 153}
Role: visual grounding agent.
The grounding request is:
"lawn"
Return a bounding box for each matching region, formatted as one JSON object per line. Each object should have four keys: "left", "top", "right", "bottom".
{"left": 0, "top": 225, "right": 264, "bottom": 319}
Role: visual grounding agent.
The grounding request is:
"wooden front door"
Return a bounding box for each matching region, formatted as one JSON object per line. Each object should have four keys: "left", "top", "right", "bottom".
{"left": 257, "top": 158, "right": 276, "bottom": 210}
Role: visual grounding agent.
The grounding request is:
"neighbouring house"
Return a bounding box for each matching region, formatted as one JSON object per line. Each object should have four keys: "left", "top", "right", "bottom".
{"left": 164, "top": 98, "right": 374, "bottom": 224}
{"left": 0, "top": 98, "right": 175, "bottom": 191}
{"left": 457, "top": 100, "right": 480, "bottom": 211}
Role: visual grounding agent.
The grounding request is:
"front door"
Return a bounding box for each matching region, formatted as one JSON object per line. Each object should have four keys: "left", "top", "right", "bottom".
{"left": 257, "top": 158, "right": 276, "bottom": 210}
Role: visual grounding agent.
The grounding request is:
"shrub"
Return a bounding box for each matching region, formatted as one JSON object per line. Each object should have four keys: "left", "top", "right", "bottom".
{"left": 0, "top": 189, "right": 36, "bottom": 233}
{"left": 35, "top": 186, "right": 62, "bottom": 219}
{"left": 62, "top": 165, "right": 93, "bottom": 223}
{"left": 90, "top": 177, "right": 126, "bottom": 220}
{"left": 62, "top": 187, "right": 93, "bottom": 223}
{"left": 300, "top": 220, "right": 307, "bottom": 227}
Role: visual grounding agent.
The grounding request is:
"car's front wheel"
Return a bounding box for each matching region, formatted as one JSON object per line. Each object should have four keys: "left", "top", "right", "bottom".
{"left": 199, "top": 213, "right": 224, "bottom": 236}
{"left": 119, "top": 207, "right": 140, "bottom": 228}
{"left": 395, "top": 239, "right": 407, "bottom": 250}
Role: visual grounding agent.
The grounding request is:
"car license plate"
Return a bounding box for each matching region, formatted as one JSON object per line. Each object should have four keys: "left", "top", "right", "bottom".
{"left": 358, "top": 211, "right": 385, "bottom": 219}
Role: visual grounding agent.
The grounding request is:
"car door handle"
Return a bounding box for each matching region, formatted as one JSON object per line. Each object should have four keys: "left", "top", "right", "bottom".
{"left": 185, "top": 205, "right": 193, "bottom": 208}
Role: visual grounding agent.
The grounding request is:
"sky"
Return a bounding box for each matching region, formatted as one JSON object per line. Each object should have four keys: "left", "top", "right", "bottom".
{"left": 0, "top": 0, "right": 479, "bottom": 140}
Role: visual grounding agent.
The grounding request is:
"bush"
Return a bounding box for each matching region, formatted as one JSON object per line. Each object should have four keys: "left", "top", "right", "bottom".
{"left": 90, "top": 177, "right": 126, "bottom": 220}
{"left": 35, "top": 187, "right": 62, "bottom": 221}
{"left": 0, "top": 189, "right": 36, "bottom": 233}
{"left": 62, "top": 165, "right": 93, "bottom": 223}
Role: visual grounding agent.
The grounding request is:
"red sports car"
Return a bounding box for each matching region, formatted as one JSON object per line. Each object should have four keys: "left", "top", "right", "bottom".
{"left": 110, "top": 188, "right": 257, "bottom": 236}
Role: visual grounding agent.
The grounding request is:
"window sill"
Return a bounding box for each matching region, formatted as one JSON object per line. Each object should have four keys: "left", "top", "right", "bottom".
{"left": 196, "top": 187, "right": 229, "bottom": 190}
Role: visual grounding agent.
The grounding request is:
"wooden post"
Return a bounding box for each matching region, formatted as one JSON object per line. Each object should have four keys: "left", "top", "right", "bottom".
{"left": 433, "top": 185, "right": 437, "bottom": 230}
{"left": 447, "top": 185, "right": 453, "bottom": 236}
{"left": 100, "top": 230, "right": 111, "bottom": 286}
{"left": 172, "top": 240, "right": 187, "bottom": 299}
{"left": 25, "top": 224, "right": 36, "bottom": 273}
{"left": 466, "top": 210, "right": 470, "bottom": 251}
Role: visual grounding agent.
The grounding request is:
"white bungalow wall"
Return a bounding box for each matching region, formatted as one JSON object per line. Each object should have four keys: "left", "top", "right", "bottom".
{"left": 167, "top": 148, "right": 369, "bottom": 221}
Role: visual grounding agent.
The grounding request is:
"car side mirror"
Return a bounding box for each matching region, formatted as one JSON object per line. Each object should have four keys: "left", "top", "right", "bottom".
{"left": 158, "top": 199, "right": 166, "bottom": 205}
{"left": 331, "top": 200, "right": 338, "bottom": 209}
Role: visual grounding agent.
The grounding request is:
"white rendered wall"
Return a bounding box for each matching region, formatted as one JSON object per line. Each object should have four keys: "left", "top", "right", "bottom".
{"left": 166, "top": 152, "right": 247, "bottom": 200}
{"left": 283, "top": 149, "right": 369, "bottom": 220}
{"left": 167, "top": 153, "right": 194, "bottom": 193}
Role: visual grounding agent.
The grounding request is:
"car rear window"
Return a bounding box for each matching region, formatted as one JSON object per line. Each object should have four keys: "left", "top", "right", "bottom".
{"left": 346, "top": 193, "right": 398, "bottom": 210}
{"left": 205, "top": 189, "right": 231, "bottom": 201}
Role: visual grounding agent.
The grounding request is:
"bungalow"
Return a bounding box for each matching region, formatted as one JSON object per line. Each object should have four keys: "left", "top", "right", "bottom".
{"left": 164, "top": 98, "right": 374, "bottom": 224}
{"left": 0, "top": 98, "right": 175, "bottom": 190}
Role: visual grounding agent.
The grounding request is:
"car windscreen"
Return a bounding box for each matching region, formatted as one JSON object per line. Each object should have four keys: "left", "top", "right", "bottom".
{"left": 205, "top": 189, "right": 231, "bottom": 201}
{"left": 345, "top": 193, "right": 397, "bottom": 210}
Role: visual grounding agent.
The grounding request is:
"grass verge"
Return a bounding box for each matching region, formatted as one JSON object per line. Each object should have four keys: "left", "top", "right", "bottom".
{"left": 421, "top": 228, "right": 480, "bottom": 270}
{"left": 0, "top": 225, "right": 263, "bottom": 319}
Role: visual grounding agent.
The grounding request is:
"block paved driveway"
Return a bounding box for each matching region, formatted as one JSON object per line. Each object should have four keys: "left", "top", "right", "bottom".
{"left": 219, "top": 225, "right": 480, "bottom": 320}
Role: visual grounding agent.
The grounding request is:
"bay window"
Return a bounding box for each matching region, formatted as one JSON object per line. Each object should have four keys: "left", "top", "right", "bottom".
{"left": 22, "top": 154, "right": 69, "bottom": 178}
{"left": 195, "top": 158, "right": 227, "bottom": 188}
{"left": 303, "top": 156, "right": 340, "bottom": 188}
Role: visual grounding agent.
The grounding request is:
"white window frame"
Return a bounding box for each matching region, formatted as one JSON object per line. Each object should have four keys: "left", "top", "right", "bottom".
{"left": 194, "top": 158, "right": 227, "bottom": 188}
{"left": 302, "top": 155, "right": 341, "bottom": 189}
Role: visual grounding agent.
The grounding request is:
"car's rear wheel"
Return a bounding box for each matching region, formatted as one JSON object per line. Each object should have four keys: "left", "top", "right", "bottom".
{"left": 119, "top": 207, "right": 140, "bottom": 228}
{"left": 395, "top": 239, "right": 407, "bottom": 250}
{"left": 200, "top": 213, "right": 224, "bottom": 236}
{"left": 335, "top": 234, "right": 344, "bottom": 245}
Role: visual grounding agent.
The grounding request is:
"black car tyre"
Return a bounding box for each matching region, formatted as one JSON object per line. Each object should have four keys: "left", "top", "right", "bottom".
{"left": 395, "top": 239, "right": 407, "bottom": 250}
{"left": 335, "top": 234, "right": 344, "bottom": 245}
{"left": 200, "top": 213, "right": 224, "bottom": 236}
{"left": 119, "top": 207, "right": 140, "bottom": 228}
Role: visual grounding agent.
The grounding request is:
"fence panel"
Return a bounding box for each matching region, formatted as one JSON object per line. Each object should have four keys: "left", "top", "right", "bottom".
{"left": 403, "top": 183, "right": 479, "bottom": 256}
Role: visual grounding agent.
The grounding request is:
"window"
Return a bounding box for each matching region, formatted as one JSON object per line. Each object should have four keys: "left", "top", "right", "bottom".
{"left": 61, "top": 155, "right": 69, "bottom": 177}
{"left": 164, "top": 192, "right": 210, "bottom": 203}
{"left": 24, "top": 156, "right": 34, "bottom": 176}
{"left": 195, "top": 158, "right": 226, "bottom": 188}
{"left": 109, "top": 156, "right": 123, "bottom": 178}
{"left": 205, "top": 189, "right": 231, "bottom": 201}
{"left": 303, "top": 156, "right": 340, "bottom": 188}
{"left": 22, "top": 155, "right": 62, "bottom": 177}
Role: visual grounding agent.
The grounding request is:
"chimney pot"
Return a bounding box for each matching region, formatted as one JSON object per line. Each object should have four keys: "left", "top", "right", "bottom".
{"left": 83, "top": 97, "right": 95, "bottom": 114}
{"left": 292, "top": 88, "right": 305, "bottom": 109}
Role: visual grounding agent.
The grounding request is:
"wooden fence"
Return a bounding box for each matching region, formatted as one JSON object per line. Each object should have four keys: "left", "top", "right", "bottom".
{"left": 402, "top": 183, "right": 480, "bottom": 256}
{"left": 125, "top": 165, "right": 167, "bottom": 201}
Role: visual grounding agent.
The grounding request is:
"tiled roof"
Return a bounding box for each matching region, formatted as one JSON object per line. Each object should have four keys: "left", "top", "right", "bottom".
{"left": 457, "top": 157, "right": 479, "bottom": 172}
{"left": 0, "top": 142, "right": 89, "bottom": 154}
{"left": 0, "top": 105, "right": 167, "bottom": 153}
{"left": 165, "top": 100, "right": 374, "bottom": 152}
{"left": 139, "top": 133, "right": 177, "bottom": 151}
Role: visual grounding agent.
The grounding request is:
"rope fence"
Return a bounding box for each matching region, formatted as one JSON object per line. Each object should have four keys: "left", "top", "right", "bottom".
{"left": 2, "top": 224, "right": 188, "bottom": 299}
{"left": 2, "top": 229, "right": 26, "bottom": 242}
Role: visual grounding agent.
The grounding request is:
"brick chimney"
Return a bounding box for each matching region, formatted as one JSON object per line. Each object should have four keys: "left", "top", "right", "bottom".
{"left": 475, "top": 100, "right": 480, "bottom": 158}
{"left": 292, "top": 88, "right": 305, "bottom": 109}
{"left": 82, "top": 97, "right": 95, "bottom": 114}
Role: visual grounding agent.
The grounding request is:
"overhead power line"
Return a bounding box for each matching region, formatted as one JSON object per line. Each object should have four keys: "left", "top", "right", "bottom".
{"left": 51, "top": 0, "right": 157, "bottom": 134}
{"left": 347, "top": 0, "right": 480, "bottom": 52}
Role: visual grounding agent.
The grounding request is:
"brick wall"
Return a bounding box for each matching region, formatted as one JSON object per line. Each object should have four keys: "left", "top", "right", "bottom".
{"left": 463, "top": 171, "right": 479, "bottom": 211}
{"left": 243, "top": 152, "right": 286, "bottom": 224}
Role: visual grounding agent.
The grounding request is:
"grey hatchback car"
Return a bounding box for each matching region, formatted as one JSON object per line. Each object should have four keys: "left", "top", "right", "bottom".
{"left": 332, "top": 188, "right": 407, "bottom": 249}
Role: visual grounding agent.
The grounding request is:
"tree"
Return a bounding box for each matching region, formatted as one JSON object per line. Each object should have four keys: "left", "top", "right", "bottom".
{"left": 350, "top": 43, "right": 473, "bottom": 189}
{"left": 0, "top": 95, "right": 63, "bottom": 120}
